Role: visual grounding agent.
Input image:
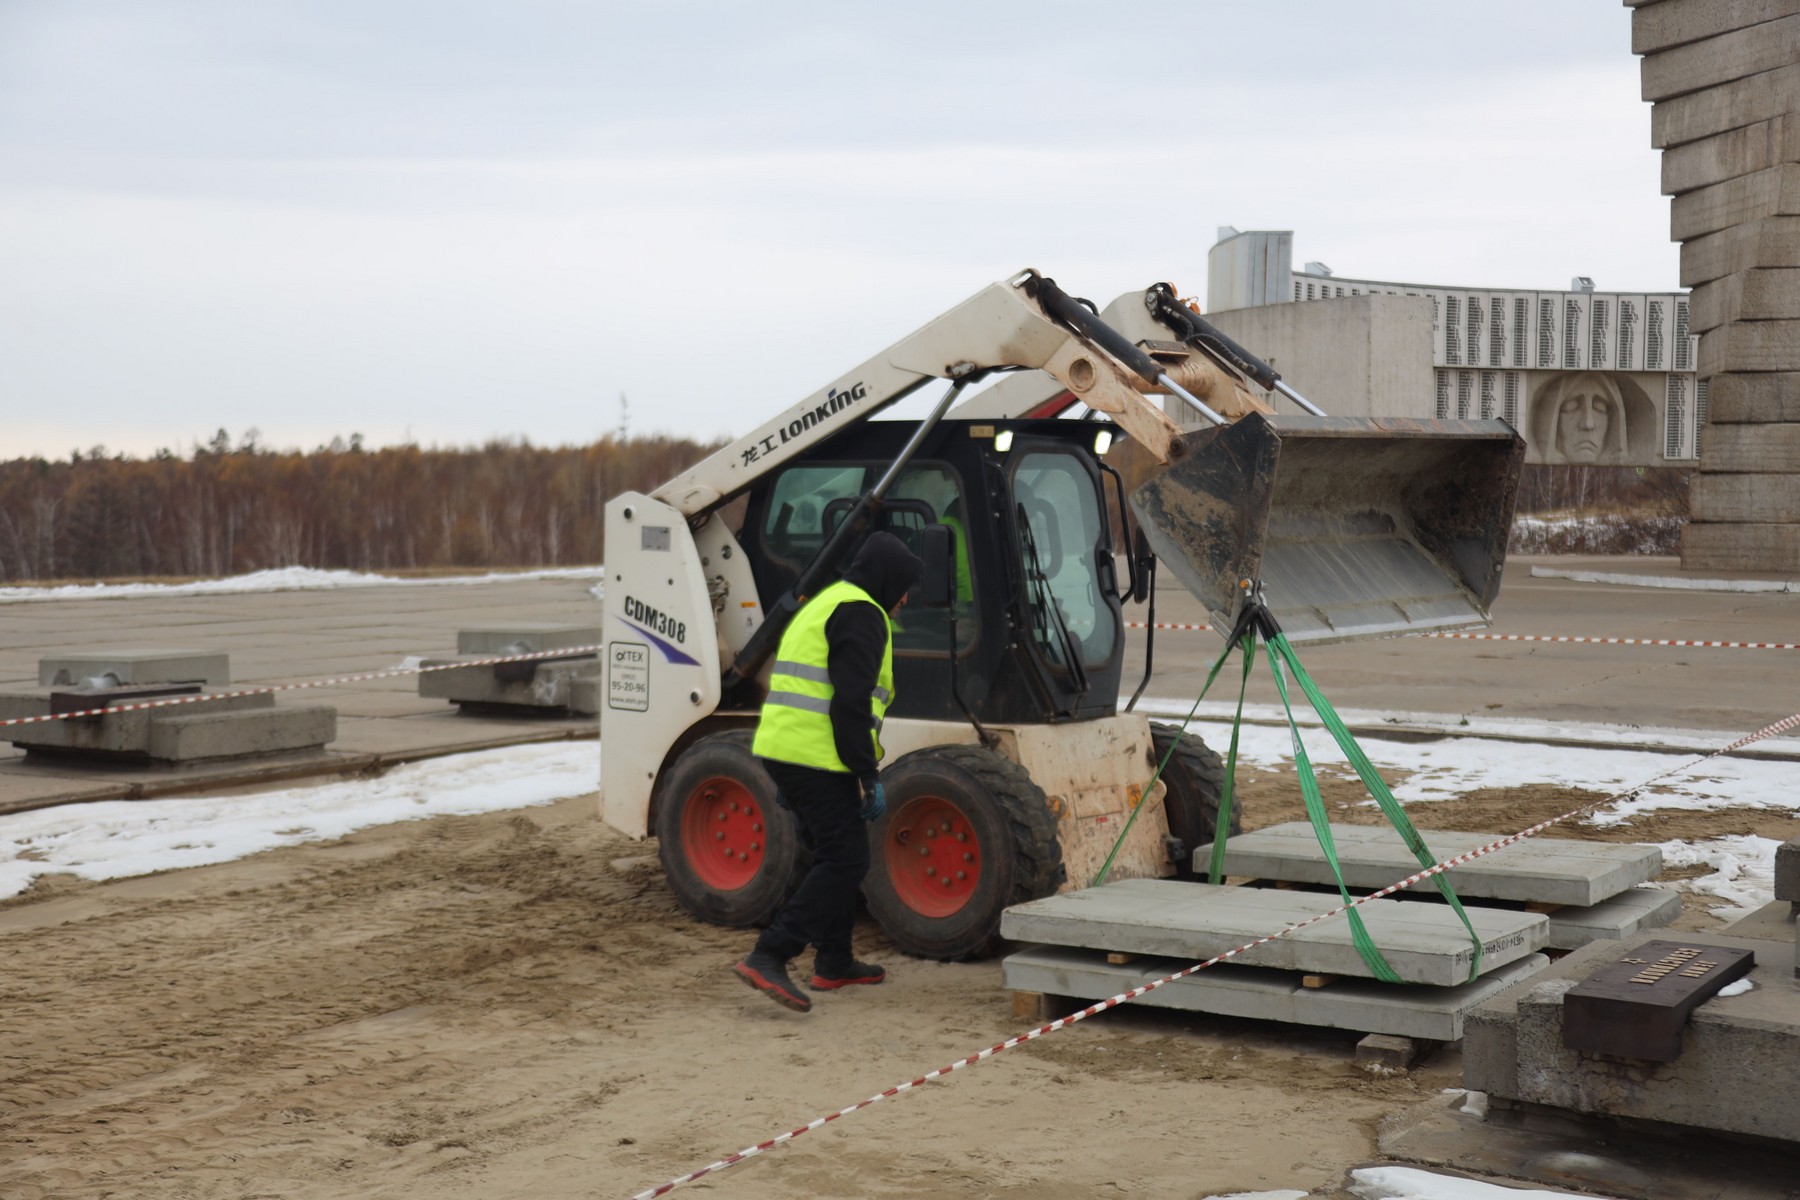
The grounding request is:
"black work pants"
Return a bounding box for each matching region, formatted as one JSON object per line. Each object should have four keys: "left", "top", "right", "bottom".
{"left": 754, "top": 759, "right": 869, "bottom": 970}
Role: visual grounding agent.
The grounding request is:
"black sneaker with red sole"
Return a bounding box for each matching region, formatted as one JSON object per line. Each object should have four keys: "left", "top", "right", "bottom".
{"left": 734, "top": 953, "right": 811, "bottom": 1012}
{"left": 810, "top": 958, "right": 886, "bottom": 990}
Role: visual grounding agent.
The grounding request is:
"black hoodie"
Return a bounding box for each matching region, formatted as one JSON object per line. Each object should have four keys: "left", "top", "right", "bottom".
{"left": 822, "top": 531, "right": 923, "bottom": 785}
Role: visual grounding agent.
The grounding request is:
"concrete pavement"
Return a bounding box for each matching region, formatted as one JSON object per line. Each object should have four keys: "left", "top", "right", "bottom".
{"left": 0, "top": 555, "right": 1796, "bottom": 813}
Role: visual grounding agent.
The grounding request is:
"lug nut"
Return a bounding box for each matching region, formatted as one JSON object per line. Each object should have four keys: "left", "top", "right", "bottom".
{"left": 956, "top": 870, "right": 967, "bottom": 880}
{"left": 752, "top": 823, "right": 762, "bottom": 833}
{"left": 919, "top": 847, "right": 929, "bottom": 857}
{"left": 738, "top": 851, "right": 749, "bottom": 861}
{"left": 717, "top": 812, "right": 727, "bottom": 822}
{"left": 942, "top": 822, "right": 953, "bottom": 834}
{"left": 715, "top": 831, "right": 725, "bottom": 841}
{"left": 750, "top": 842, "right": 761, "bottom": 852}
{"left": 730, "top": 801, "right": 740, "bottom": 811}
{"left": 926, "top": 866, "right": 936, "bottom": 877}
{"left": 941, "top": 876, "right": 953, "bottom": 887}
{"left": 963, "top": 852, "right": 973, "bottom": 863}
{"left": 927, "top": 827, "right": 937, "bottom": 839}
{"left": 956, "top": 831, "right": 967, "bottom": 842}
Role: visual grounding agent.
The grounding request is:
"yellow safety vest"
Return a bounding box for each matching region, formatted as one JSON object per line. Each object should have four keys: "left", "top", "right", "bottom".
{"left": 752, "top": 580, "right": 895, "bottom": 772}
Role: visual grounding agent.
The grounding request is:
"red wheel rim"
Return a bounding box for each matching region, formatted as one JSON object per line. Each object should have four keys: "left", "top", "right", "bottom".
{"left": 679, "top": 776, "right": 767, "bottom": 891}
{"left": 883, "top": 795, "right": 981, "bottom": 918}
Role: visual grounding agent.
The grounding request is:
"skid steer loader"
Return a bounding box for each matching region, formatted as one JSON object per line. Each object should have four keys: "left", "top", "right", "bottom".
{"left": 600, "top": 270, "right": 1524, "bottom": 959}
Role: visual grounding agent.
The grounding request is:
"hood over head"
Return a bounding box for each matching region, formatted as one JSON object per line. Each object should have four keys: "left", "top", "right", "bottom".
{"left": 842, "top": 530, "right": 923, "bottom": 611}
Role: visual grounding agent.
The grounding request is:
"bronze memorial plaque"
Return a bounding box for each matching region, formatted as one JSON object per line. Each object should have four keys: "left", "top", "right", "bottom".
{"left": 1563, "top": 939, "right": 1755, "bottom": 1062}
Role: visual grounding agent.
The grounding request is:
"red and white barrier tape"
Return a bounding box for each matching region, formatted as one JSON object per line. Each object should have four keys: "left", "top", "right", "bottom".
{"left": 0, "top": 645, "right": 603, "bottom": 729}
{"left": 1124, "top": 621, "right": 1798, "bottom": 651}
{"left": 632, "top": 706, "right": 1800, "bottom": 1200}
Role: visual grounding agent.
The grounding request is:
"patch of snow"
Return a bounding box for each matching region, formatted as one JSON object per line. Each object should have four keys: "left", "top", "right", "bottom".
{"left": 1201, "top": 1193, "right": 1308, "bottom": 1200}
{"left": 1351, "top": 1165, "right": 1625, "bottom": 1200}
{"left": 1719, "top": 978, "right": 1755, "bottom": 997}
{"left": 0, "top": 743, "right": 599, "bottom": 900}
{"left": 1459, "top": 1091, "right": 1488, "bottom": 1118}
{"left": 1652, "top": 835, "right": 1780, "bottom": 919}
{"left": 0, "top": 565, "right": 606, "bottom": 604}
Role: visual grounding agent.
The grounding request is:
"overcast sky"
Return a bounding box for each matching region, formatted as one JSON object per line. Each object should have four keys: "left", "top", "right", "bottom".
{"left": 0, "top": 2, "right": 1670, "bottom": 460}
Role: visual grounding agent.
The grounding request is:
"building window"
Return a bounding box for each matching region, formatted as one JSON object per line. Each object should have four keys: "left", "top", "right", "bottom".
{"left": 1294, "top": 281, "right": 1302, "bottom": 301}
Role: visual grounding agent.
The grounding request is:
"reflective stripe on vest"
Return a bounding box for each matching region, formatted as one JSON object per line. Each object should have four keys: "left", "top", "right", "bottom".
{"left": 752, "top": 580, "right": 895, "bottom": 772}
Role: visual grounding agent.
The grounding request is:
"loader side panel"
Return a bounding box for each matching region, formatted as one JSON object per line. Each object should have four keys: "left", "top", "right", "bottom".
{"left": 600, "top": 492, "right": 723, "bottom": 837}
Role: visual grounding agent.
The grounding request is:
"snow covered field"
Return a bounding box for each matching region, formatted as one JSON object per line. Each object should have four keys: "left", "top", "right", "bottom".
{"left": 0, "top": 564, "right": 604, "bottom": 604}
{"left": 1, "top": 714, "right": 1788, "bottom": 916}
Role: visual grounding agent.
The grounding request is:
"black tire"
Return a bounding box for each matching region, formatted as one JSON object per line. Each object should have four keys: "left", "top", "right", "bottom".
{"left": 863, "top": 745, "right": 1065, "bottom": 961}
{"left": 1149, "top": 722, "right": 1239, "bottom": 880}
{"left": 654, "top": 731, "right": 803, "bottom": 927}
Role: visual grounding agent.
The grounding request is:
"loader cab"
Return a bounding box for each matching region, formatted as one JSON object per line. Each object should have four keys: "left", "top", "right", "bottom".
{"left": 738, "top": 418, "right": 1127, "bottom": 725}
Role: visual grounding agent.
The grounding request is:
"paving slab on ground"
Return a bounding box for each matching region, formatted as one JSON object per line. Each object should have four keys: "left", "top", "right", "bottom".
{"left": 1204, "top": 822, "right": 1664, "bottom": 907}
{"left": 1002, "top": 945, "right": 1549, "bottom": 1041}
{"left": 1000, "top": 877, "right": 1546, "bottom": 986}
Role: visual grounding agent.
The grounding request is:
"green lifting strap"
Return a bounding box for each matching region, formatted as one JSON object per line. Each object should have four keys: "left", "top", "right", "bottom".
{"left": 1265, "top": 631, "right": 1485, "bottom": 983}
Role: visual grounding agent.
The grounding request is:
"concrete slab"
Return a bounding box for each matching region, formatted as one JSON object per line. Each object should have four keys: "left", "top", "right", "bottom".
{"left": 1662, "top": 112, "right": 1799, "bottom": 196}
{"left": 999, "top": 877, "right": 1546, "bottom": 986}
{"left": 1698, "top": 317, "right": 1800, "bottom": 374}
{"left": 1633, "top": 0, "right": 1800, "bottom": 57}
{"left": 1691, "top": 471, "right": 1800, "bottom": 522}
{"left": 1001, "top": 944, "right": 1550, "bottom": 1042}
{"left": 1641, "top": 14, "right": 1800, "bottom": 102}
{"left": 1671, "top": 165, "right": 1800, "bottom": 241}
{"left": 1464, "top": 931, "right": 1800, "bottom": 1144}
{"left": 38, "top": 649, "right": 230, "bottom": 688}
{"left": 1708, "top": 369, "right": 1800, "bottom": 422}
{"left": 1544, "top": 885, "right": 1682, "bottom": 950}
{"left": 146, "top": 705, "right": 336, "bottom": 762}
{"left": 1680, "top": 521, "right": 1800, "bottom": 571}
{"left": 1679, "top": 215, "right": 1800, "bottom": 287}
{"left": 455, "top": 624, "right": 601, "bottom": 654}
{"left": 1200, "top": 823, "right": 1662, "bottom": 907}
{"left": 1691, "top": 420, "right": 1800, "bottom": 470}
{"left": 1651, "top": 62, "right": 1800, "bottom": 149}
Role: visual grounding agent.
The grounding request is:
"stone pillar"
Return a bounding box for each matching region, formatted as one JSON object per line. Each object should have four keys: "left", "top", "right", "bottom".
{"left": 1631, "top": 0, "right": 1800, "bottom": 571}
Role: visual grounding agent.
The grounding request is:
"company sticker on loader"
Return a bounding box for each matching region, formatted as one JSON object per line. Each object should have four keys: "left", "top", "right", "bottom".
{"left": 608, "top": 642, "right": 650, "bottom": 712}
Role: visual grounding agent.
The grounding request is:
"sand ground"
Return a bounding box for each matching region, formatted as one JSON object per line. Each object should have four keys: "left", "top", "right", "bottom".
{"left": 0, "top": 761, "right": 1749, "bottom": 1200}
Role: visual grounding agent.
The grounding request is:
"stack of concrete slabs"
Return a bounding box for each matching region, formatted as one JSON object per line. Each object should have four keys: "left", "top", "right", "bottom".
{"left": 1000, "top": 878, "right": 1547, "bottom": 987}
{"left": 1200, "top": 823, "right": 1679, "bottom": 950}
{"left": 1002, "top": 945, "right": 1550, "bottom": 1042}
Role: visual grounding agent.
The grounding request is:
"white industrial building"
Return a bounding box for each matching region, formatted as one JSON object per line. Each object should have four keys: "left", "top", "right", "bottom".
{"left": 1201, "top": 228, "right": 1704, "bottom": 466}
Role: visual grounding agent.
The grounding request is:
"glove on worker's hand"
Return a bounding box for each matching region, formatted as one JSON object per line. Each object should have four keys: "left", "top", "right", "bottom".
{"left": 859, "top": 780, "right": 886, "bottom": 823}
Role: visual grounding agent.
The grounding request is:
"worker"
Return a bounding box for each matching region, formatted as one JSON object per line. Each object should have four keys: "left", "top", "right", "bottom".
{"left": 734, "top": 530, "right": 923, "bottom": 1013}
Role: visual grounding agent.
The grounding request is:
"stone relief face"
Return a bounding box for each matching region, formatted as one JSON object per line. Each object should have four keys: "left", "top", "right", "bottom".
{"left": 1544, "top": 372, "right": 1629, "bottom": 464}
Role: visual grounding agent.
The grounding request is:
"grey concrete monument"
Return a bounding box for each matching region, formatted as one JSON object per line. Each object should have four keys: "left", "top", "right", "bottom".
{"left": 1633, "top": 1, "right": 1800, "bottom": 571}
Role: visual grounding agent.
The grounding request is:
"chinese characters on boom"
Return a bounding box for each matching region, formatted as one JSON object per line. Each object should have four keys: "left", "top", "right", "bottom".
{"left": 739, "top": 382, "right": 869, "bottom": 467}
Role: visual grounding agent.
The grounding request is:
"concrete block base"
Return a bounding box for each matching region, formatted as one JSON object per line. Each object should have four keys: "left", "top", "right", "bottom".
{"left": 454, "top": 624, "right": 601, "bottom": 655}
{"left": 0, "top": 689, "right": 335, "bottom": 764}
{"left": 418, "top": 658, "right": 599, "bottom": 715}
{"left": 38, "top": 649, "right": 230, "bottom": 689}
{"left": 1355, "top": 1033, "right": 1429, "bottom": 1075}
{"left": 1464, "top": 931, "right": 1800, "bottom": 1144}
{"left": 1001, "top": 945, "right": 1549, "bottom": 1042}
{"left": 1707, "top": 370, "right": 1800, "bottom": 422}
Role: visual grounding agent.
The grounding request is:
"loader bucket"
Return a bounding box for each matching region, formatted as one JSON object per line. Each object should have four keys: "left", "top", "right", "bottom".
{"left": 1130, "top": 414, "right": 1525, "bottom": 645}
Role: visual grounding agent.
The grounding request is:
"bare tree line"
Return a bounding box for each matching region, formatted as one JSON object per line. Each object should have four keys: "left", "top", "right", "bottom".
{"left": 0, "top": 434, "right": 722, "bottom": 583}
